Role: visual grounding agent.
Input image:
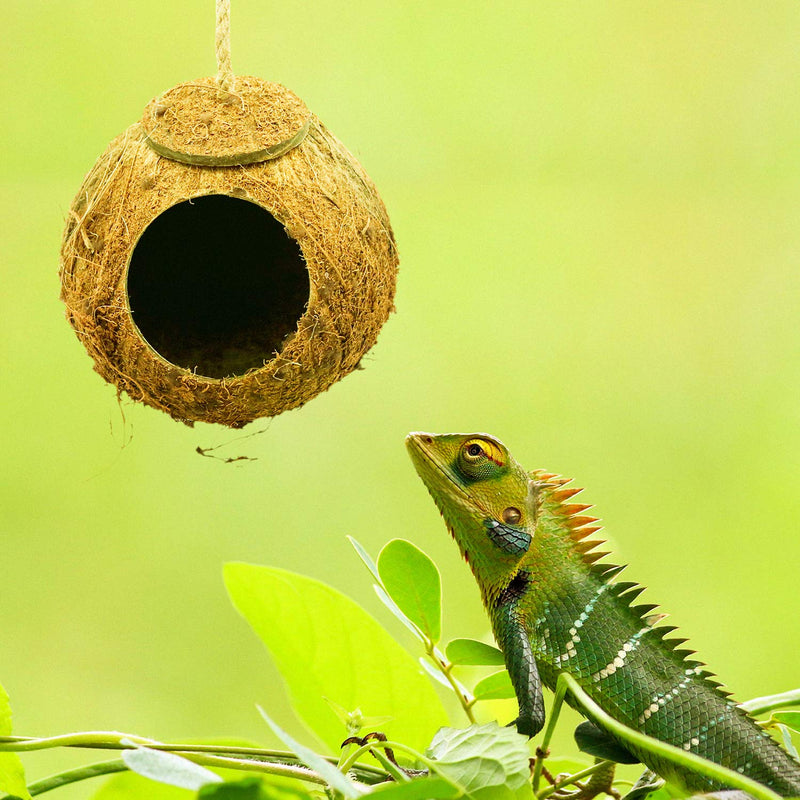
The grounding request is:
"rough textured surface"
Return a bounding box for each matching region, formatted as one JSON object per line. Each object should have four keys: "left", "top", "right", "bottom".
{"left": 141, "top": 76, "right": 311, "bottom": 166}
{"left": 60, "top": 81, "right": 398, "bottom": 427}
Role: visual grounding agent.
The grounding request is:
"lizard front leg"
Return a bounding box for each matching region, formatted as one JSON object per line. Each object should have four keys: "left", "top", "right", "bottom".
{"left": 493, "top": 571, "right": 545, "bottom": 738}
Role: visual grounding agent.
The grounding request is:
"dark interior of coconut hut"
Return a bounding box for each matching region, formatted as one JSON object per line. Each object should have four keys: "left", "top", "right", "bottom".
{"left": 126, "top": 195, "right": 309, "bottom": 379}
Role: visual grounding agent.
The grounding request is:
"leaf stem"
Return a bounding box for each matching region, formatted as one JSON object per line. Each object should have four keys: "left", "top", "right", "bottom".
{"left": 531, "top": 672, "right": 568, "bottom": 793}
{"left": 426, "top": 643, "right": 477, "bottom": 724}
{"left": 366, "top": 747, "right": 410, "bottom": 783}
{"left": 741, "top": 689, "right": 800, "bottom": 716}
{"left": 0, "top": 736, "right": 387, "bottom": 784}
{"left": 0, "top": 733, "right": 157, "bottom": 751}
{"left": 339, "top": 739, "right": 423, "bottom": 775}
{"left": 537, "top": 760, "right": 612, "bottom": 799}
{"left": 165, "top": 751, "right": 331, "bottom": 785}
{"left": 339, "top": 739, "right": 467, "bottom": 795}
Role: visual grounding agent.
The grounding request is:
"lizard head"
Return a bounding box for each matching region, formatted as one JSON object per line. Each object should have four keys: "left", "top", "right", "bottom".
{"left": 406, "top": 431, "right": 536, "bottom": 595}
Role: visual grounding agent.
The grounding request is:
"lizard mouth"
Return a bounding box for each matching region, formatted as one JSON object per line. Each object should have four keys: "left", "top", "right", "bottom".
{"left": 405, "top": 432, "right": 487, "bottom": 516}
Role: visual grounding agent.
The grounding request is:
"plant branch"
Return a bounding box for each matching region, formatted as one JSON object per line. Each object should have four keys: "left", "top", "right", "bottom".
{"left": 166, "top": 751, "right": 330, "bottom": 785}
{"left": 0, "top": 752, "right": 351, "bottom": 800}
{"left": 0, "top": 736, "right": 387, "bottom": 784}
{"left": 531, "top": 673, "right": 569, "bottom": 793}
{"left": 0, "top": 759, "right": 128, "bottom": 799}
{"left": 0, "top": 732, "right": 157, "bottom": 751}
{"left": 537, "top": 761, "right": 613, "bottom": 799}
{"left": 338, "top": 738, "right": 466, "bottom": 795}
{"left": 741, "top": 689, "right": 800, "bottom": 716}
{"left": 426, "top": 643, "right": 477, "bottom": 724}
{"left": 339, "top": 739, "right": 424, "bottom": 775}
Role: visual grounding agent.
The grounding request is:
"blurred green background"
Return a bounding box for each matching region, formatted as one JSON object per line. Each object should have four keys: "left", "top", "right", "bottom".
{"left": 2, "top": 0, "right": 800, "bottom": 795}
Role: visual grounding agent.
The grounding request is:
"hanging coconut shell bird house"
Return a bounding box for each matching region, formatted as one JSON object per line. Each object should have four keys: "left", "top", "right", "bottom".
{"left": 59, "top": 4, "right": 398, "bottom": 428}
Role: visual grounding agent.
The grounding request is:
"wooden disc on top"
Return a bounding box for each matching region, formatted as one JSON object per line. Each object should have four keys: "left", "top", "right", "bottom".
{"left": 141, "top": 75, "right": 311, "bottom": 166}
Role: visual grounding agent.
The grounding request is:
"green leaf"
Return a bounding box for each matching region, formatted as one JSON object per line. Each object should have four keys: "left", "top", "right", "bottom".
{"left": 323, "top": 697, "right": 393, "bottom": 737}
{"left": 636, "top": 788, "right": 673, "bottom": 800}
{"left": 473, "top": 671, "right": 515, "bottom": 701}
{"left": 0, "top": 753, "right": 29, "bottom": 800}
{"left": 91, "top": 772, "right": 196, "bottom": 800}
{"left": 776, "top": 725, "right": 799, "bottom": 759}
{"left": 377, "top": 540, "right": 442, "bottom": 643}
{"left": 445, "top": 639, "right": 505, "bottom": 667}
{"left": 774, "top": 711, "right": 800, "bottom": 733}
{"left": 0, "top": 682, "right": 30, "bottom": 800}
{"left": 368, "top": 777, "right": 461, "bottom": 798}
{"left": 375, "top": 584, "right": 426, "bottom": 643}
{"left": 92, "top": 771, "right": 312, "bottom": 800}
{"left": 426, "top": 722, "right": 532, "bottom": 797}
{"left": 121, "top": 746, "right": 223, "bottom": 791}
{"left": 350, "top": 538, "right": 426, "bottom": 643}
{"left": 198, "top": 777, "right": 315, "bottom": 799}
{"left": 257, "top": 706, "right": 362, "bottom": 799}
{"left": 419, "top": 658, "right": 453, "bottom": 690}
{"left": 472, "top": 785, "right": 533, "bottom": 800}
{"left": 347, "top": 536, "right": 382, "bottom": 583}
{"left": 224, "top": 563, "right": 448, "bottom": 753}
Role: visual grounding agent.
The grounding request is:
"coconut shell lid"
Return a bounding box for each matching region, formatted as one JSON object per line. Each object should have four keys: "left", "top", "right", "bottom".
{"left": 141, "top": 75, "right": 311, "bottom": 166}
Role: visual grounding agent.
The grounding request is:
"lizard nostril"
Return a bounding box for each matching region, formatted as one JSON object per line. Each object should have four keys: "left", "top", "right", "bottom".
{"left": 424, "top": 436, "right": 433, "bottom": 443}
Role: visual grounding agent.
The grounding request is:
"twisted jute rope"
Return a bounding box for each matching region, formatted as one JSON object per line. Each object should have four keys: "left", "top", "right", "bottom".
{"left": 215, "top": 0, "right": 234, "bottom": 91}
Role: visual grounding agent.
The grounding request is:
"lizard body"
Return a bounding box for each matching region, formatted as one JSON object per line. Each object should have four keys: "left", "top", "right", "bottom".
{"left": 406, "top": 431, "right": 800, "bottom": 797}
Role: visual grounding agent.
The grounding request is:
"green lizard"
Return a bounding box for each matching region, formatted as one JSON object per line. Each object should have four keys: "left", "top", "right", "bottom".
{"left": 406, "top": 431, "right": 800, "bottom": 797}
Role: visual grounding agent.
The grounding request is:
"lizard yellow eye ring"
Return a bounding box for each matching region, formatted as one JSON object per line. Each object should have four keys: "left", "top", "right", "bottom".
{"left": 462, "top": 438, "right": 505, "bottom": 467}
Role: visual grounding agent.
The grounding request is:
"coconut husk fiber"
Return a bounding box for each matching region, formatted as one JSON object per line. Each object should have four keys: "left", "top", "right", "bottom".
{"left": 59, "top": 76, "right": 398, "bottom": 428}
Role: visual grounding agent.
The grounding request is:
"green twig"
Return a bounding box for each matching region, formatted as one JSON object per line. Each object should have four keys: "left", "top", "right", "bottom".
{"left": 0, "top": 736, "right": 386, "bottom": 783}
{"left": 741, "top": 689, "right": 800, "bottom": 716}
{"left": 532, "top": 673, "right": 568, "bottom": 794}
{"left": 537, "top": 760, "right": 613, "bottom": 799}
{"left": 426, "top": 643, "right": 477, "bottom": 724}
{"left": 367, "top": 747, "right": 410, "bottom": 783}
{"left": 0, "top": 733, "right": 156, "bottom": 752}
{"left": 164, "top": 751, "right": 331, "bottom": 785}
{"left": 339, "top": 739, "right": 426, "bottom": 775}
{"left": 0, "top": 759, "right": 128, "bottom": 798}
{"left": 337, "top": 738, "right": 465, "bottom": 794}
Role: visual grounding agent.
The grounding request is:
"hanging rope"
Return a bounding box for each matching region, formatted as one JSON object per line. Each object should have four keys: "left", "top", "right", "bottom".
{"left": 215, "top": 0, "right": 234, "bottom": 91}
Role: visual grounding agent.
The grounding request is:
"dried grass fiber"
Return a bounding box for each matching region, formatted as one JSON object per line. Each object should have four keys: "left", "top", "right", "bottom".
{"left": 60, "top": 77, "right": 398, "bottom": 427}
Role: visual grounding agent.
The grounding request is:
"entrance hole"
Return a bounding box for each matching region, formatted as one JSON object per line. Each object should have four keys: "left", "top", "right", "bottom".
{"left": 127, "top": 195, "right": 309, "bottom": 378}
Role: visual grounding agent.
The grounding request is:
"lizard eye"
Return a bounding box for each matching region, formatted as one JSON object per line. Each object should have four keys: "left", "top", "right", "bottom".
{"left": 465, "top": 443, "right": 484, "bottom": 458}
{"left": 502, "top": 506, "right": 522, "bottom": 524}
{"left": 457, "top": 438, "right": 506, "bottom": 481}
